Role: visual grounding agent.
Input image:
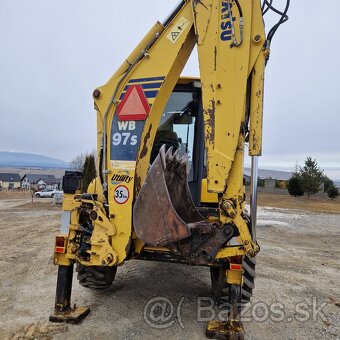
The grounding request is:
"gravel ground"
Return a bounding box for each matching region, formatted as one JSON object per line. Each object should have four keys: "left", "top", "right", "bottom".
{"left": 0, "top": 200, "right": 339, "bottom": 339}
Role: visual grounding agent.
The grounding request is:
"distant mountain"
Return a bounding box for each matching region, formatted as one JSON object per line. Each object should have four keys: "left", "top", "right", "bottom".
{"left": 0, "top": 151, "right": 70, "bottom": 169}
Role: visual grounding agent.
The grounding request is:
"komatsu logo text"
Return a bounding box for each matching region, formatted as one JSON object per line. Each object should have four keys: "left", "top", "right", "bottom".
{"left": 220, "top": 1, "right": 236, "bottom": 41}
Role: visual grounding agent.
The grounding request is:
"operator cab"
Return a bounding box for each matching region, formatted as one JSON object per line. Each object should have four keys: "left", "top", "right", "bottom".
{"left": 151, "top": 77, "right": 217, "bottom": 206}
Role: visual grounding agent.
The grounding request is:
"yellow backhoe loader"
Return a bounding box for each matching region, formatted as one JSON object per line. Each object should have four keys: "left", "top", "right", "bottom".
{"left": 50, "top": 1, "right": 289, "bottom": 338}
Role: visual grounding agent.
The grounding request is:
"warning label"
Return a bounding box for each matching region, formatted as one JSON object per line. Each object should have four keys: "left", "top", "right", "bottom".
{"left": 167, "top": 17, "right": 190, "bottom": 43}
{"left": 114, "top": 185, "right": 130, "bottom": 204}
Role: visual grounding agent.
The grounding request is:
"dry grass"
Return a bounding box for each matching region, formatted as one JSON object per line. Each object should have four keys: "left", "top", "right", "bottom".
{"left": 18, "top": 201, "right": 61, "bottom": 211}
{"left": 1, "top": 189, "right": 338, "bottom": 214}
{"left": 253, "top": 192, "right": 340, "bottom": 214}
{"left": 0, "top": 190, "right": 31, "bottom": 200}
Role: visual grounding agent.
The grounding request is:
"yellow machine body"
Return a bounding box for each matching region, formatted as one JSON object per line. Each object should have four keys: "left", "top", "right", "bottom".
{"left": 54, "top": 0, "right": 267, "bottom": 268}
{"left": 50, "top": 0, "right": 289, "bottom": 335}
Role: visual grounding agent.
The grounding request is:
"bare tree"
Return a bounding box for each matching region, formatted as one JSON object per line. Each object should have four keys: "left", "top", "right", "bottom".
{"left": 70, "top": 152, "right": 87, "bottom": 171}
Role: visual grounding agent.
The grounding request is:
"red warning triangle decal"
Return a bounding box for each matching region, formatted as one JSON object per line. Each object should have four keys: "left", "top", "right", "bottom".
{"left": 116, "top": 85, "right": 150, "bottom": 121}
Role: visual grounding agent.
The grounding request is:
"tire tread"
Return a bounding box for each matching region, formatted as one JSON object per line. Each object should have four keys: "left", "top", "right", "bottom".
{"left": 76, "top": 264, "right": 117, "bottom": 290}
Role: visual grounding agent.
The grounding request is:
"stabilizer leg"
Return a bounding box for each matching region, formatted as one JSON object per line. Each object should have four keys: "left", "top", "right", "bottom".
{"left": 206, "top": 275, "right": 245, "bottom": 339}
{"left": 49, "top": 265, "right": 90, "bottom": 324}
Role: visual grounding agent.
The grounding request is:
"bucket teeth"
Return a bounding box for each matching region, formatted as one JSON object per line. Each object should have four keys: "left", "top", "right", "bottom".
{"left": 180, "top": 154, "right": 189, "bottom": 174}
{"left": 133, "top": 145, "right": 205, "bottom": 246}
{"left": 165, "top": 146, "right": 174, "bottom": 160}
{"left": 158, "top": 145, "right": 188, "bottom": 174}
{"left": 180, "top": 153, "right": 188, "bottom": 163}
{"left": 173, "top": 149, "right": 180, "bottom": 161}
{"left": 159, "top": 144, "right": 167, "bottom": 169}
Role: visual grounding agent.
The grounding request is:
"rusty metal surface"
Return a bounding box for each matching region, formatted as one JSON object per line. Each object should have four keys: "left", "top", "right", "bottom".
{"left": 206, "top": 319, "right": 245, "bottom": 340}
{"left": 133, "top": 146, "right": 200, "bottom": 246}
{"left": 133, "top": 146, "right": 235, "bottom": 264}
{"left": 169, "top": 223, "right": 234, "bottom": 265}
{"left": 49, "top": 307, "right": 90, "bottom": 324}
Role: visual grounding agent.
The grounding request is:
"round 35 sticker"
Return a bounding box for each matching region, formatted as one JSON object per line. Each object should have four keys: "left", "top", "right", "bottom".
{"left": 114, "top": 185, "right": 129, "bottom": 204}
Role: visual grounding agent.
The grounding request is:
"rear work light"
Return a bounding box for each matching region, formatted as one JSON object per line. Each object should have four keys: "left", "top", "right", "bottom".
{"left": 230, "top": 256, "right": 243, "bottom": 271}
{"left": 230, "top": 263, "right": 242, "bottom": 271}
{"left": 55, "top": 236, "right": 67, "bottom": 253}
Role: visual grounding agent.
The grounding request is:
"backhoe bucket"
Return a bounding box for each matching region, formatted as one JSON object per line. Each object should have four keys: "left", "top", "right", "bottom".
{"left": 133, "top": 145, "right": 205, "bottom": 246}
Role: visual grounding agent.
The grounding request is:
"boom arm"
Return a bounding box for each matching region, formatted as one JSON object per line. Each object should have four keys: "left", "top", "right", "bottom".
{"left": 194, "top": 0, "right": 266, "bottom": 192}
{"left": 90, "top": 0, "right": 268, "bottom": 264}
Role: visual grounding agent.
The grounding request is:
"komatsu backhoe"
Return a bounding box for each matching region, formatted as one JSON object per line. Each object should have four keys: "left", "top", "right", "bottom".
{"left": 50, "top": 1, "right": 289, "bottom": 338}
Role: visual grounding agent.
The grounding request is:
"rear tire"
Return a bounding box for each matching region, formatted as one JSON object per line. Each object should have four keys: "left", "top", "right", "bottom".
{"left": 210, "top": 256, "right": 256, "bottom": 304}
{"left": 241, "top": 256, "right": 256, "bottom": 303}
{"left": 76, "top": 265, "right": 117, "bottom": 290}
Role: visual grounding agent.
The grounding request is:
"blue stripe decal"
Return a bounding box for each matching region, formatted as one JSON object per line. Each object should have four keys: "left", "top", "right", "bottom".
{"left": 141, "top": 82, "right": 163, "bottom": 89}
{"left": 128, "top": 76, "right": 165, "bottom": 84}
{"left": 123, "top": 82, "right": 162, "bottom": 92}
{"left": 119, "top": 89, "right": 158, "bottom": 100}
{"left": 144, "top": 90, "right": 158, "bottom": 98}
